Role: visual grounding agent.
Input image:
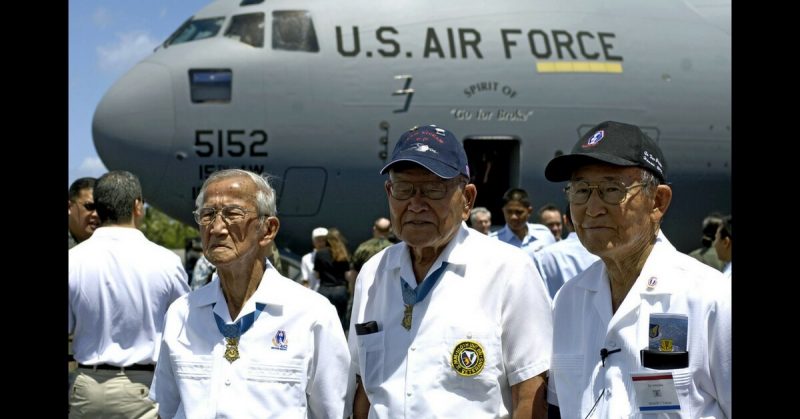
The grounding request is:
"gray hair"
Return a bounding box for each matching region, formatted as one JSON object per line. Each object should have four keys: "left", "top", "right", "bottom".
{"left": 195, "top": 169, "right": 277, "bottom": 220}
{"left": 469, "top": 207, "right": 491, "bottom": 224}
{"left": 94, "top": 170, "right": 142, "bottom": 224}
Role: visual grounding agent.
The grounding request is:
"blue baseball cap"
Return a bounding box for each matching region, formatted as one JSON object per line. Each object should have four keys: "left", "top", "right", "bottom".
{"left": 380, "top": 125, "right": 470, "bottom": 179}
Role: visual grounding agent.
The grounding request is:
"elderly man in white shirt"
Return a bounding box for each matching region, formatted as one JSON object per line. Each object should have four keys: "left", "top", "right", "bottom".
{"left": 150, "top": 169, "right": 351, "bottom": 419}
{"left": 544, "top": 121, "right": 731, "bottom": 418}
{"left": 349, "top": 125, "right": 553, "bottom": 418}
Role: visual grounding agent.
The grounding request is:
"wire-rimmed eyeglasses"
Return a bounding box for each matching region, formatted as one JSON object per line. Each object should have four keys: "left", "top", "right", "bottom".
{"left": 388, "top": 179, "right": 464, "bottom": 200}
{"left": 564, "top": 180, "right": 648, "bottom": 205}
{"left": 193, "top": 205, "right": 259, "bottom": 226}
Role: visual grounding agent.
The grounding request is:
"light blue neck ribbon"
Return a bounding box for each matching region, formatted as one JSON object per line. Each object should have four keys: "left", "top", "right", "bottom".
{"left": 212, "top": 302, "right": 267, "bottom": 339}
{"left": 400, "top": 262, "right": 449, "bottom": 306}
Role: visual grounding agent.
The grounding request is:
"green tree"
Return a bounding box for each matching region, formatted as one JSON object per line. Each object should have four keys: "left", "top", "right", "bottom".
{"left": 140, "top": 205, "right": 199, "bottom": 249}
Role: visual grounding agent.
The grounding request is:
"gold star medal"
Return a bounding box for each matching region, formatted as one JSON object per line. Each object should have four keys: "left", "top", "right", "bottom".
{"left": 224, "top": 337, "right": 240, "bottom": 363}
{"left": 402, "top": 304, "right": 413, "bottom": 330}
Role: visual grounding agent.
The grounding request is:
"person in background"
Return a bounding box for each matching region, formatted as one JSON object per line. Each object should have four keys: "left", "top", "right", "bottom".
{"left": 315, "top": 228, "right": 355, "bottom": 330}
{"left": 714, "top": 215, "right": 732, "bottom": 278}
{"left": 688, "top": 212, "right": 725, "bottom": 271}
{"left": 543, "top": 120, "right": 730, "bottom": 418}
{"left": 68, "top": 177, "right": 100, "bottom": 248}
{"left": 468, "top": 206, "right": 492, "bottom": 234}
{"left": 533, "top": 205, "right": 599, "bottom": 299}
{"left": 537, "top": 203, "right": 563, "bottom": 241}
{"left": 301, "top": 227, "right": 328, "bottom": 291}
{"left": 351, "top": 217, "right": 393, "bottom": 273}
{"left": 490, "top": 188, "right": 556, "bottom": 255}
{"left": 150, "top": 169, "right": 351, "bottom": 418}
{"left": 350, "top": 125, "right": 553, "bottom": 418}
{"left": 69, "top": 170, "right": 190, "bottom": 418}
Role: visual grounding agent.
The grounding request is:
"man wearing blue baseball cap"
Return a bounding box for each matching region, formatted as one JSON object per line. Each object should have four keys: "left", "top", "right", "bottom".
{"left": 348, "top": 125, "right": 553, "bottom": 418}
{"left": 544, "top": 121, "right": 731, "bottom": 418}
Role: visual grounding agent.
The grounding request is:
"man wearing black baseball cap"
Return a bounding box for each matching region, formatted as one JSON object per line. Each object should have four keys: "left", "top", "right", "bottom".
{"left": 544, "top": 121, "right": 731, "bottom": 418}
{"left": 348, "top": 125, "right": 553, "bottom": 418}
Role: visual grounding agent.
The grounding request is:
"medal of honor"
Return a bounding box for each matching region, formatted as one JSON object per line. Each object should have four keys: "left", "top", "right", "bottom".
{"left": 402, "top": 304, "right": 413, "bottom": 330}
{"left": 224, "top": 337, "right": 240, "bottom": 363}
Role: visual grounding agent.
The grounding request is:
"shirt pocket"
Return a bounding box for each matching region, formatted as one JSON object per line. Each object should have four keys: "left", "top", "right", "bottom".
{"left": 438, "top": 335, "right": 502, "bottom": 404}
{"left": 357, "top": 331, "right": 385, "bottom": 391}
{"left": 246, "top": 360, "right": 304, "bottom": 384}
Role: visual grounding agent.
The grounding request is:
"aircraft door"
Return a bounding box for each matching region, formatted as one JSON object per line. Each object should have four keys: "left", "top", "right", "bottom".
{"left": 463, "top": 137, "right": 519, "bottom": 229}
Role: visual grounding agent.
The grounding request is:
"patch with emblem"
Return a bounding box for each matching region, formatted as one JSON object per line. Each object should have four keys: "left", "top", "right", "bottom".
{"left": 451, "top": 340, "right": 485, "bottom": 377}
{"left": 271, "top": 330, "right": 288, "bottom": 350}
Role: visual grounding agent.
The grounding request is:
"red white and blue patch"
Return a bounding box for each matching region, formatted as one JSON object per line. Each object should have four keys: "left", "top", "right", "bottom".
{"left": 271, "top": 330, "right": 288, "bottom": 350}
{"left": 582, "top": 129, "right": 605, "bottom": 148}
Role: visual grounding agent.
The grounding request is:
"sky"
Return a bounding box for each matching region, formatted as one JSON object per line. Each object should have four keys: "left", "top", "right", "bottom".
{"left": 69, "top": 0, "right": 209, "bottom": 186}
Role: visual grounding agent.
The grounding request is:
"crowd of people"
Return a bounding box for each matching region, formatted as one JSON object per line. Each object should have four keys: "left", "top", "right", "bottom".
{"left": 68, "top": 121, "right": 731, "bottom": 418}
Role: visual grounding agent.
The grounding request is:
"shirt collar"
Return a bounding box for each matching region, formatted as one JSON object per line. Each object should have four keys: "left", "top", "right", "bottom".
{"left": 386, "top": 223, "right": 472, "bottom": 285}
{"left": 190, "top": 259, "right": 285, "bottom": 320}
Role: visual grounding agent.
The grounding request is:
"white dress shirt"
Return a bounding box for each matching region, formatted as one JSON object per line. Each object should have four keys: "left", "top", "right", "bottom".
{"left": 150, "top": 262, "right": 351, "bottom": 419}
{"left": 69, "top": 226, "right": 189, "bottom": 365}
{"left": 350, "top": 224, "right": 553, "bottom": 418}
{"left": 301, "top": 250, "right": 320, "bottom": 291}
{"left": 549, "top": 235, "right": 731, "bottom": 418}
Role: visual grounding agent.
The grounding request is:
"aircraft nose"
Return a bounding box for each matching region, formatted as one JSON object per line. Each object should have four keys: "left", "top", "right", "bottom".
{"left": 92, "top": 61, "right": 174, "bottom": 188}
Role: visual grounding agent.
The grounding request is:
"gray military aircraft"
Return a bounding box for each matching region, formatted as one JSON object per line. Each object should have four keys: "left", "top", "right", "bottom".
{"left": 92, "top": 0, "right": 730, "bottom": 254}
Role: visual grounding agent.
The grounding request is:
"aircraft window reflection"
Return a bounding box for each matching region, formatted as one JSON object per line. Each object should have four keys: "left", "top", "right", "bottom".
{"left": 190, "top": 70, "right": 232, "bottom": 103}
{"left": 164, "top": 17, "right": 225, "bottom": 47}
{"left": 272, "top": 10, "right": 319, "bottom": 53}
{"left": 225, "top": 13, "right": 265, "bottom": 48}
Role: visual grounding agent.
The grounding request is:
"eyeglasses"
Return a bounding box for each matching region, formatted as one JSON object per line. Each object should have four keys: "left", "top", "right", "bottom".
{"left": 193, "top": 205, "right": 259, "bottom": 226}
{"left": 389, "top": 180, "right": 463, "bottom": 200}
{"left": 73, "top": 201, "right": 95, "bottom": 212}
{"left": 564, "top": 180, "right": 648, "bottom": 205}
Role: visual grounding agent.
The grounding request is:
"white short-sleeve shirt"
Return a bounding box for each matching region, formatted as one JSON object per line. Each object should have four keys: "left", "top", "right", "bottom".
{"left": 349, "top": 224, "right": 553, "bottom": 418}
{"left": 549, "top": 236, "right": 731, "bottom": 418}
{"left": 150, "top": 263, "right": 352, "bottom": 419}
{"left": 69, "top": 226, "right": 190, "bottom": 365}
{"left": 490, "top": 222, "right": 556, "bottom": 256}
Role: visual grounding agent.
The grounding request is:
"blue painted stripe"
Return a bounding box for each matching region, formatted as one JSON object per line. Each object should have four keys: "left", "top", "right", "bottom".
{"left": 640, "top": 405, "right": 680, "bottom": 412}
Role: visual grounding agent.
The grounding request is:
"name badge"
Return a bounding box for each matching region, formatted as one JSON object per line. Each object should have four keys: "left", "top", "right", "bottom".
{"left": 631, "top": 372, "right": 681, "bottom": 413}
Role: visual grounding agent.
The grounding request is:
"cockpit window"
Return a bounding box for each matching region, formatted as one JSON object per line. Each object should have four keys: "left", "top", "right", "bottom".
{"left": 272, "top": 10, "right": 319, "bottom": 53}
{"left": 164, "top": 17, "right": 225, "bottom": 47}
{"left": 224, "top": 13, "right": 265, "bottom": 48}
{"left": 240, "top": 0, "right": 264, "bottom": 5}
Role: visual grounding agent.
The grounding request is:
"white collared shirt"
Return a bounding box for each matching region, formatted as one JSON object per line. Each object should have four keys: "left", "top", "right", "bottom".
{"left": 69, "top": 226, "right": 190, "bottom": 365}
{"left": 150, "top": 262, "right": 352, "bottom": 419}
{"left": 301, "top": 250, "right": 320, "bottom": 291}
{"left": 490, "top": 222, "right": 556, "bottom": 256}
{"left": 350, "top": 224, "right": 553, "bottom": 418}
{"left": 549, "top": 236, "right": 731, "bottom": 418}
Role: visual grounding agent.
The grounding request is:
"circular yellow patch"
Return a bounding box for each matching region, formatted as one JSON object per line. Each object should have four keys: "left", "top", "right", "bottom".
{"left": 451, "top": 340, "right": 485, "bottom": 377}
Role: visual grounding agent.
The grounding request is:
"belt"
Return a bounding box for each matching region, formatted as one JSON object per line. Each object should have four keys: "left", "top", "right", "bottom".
{"left": 78, "top": 363, "right": 155, "bottom": 372}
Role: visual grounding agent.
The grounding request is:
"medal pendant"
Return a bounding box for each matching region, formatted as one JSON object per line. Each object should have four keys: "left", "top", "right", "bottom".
{"left": 224, "top": 337, "right": 240, "bottom": 363}
{"left": 402, "top": 304, "right": 413, "bottom": 331}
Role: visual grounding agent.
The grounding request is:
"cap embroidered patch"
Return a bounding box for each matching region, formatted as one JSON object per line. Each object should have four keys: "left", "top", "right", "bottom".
{"left": 451, "top": 340, "right": 485, "bottom": 377}
{"left": 582, "top": 129, "right": 605, "bottom": 148}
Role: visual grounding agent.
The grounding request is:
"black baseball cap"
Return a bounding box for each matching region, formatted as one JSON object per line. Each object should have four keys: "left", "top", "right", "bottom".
{"left": 380, "top": 125, "right": 470, "bottom": 179}
{"left": 544, "top": 121, "right": 667, "bottom": 182}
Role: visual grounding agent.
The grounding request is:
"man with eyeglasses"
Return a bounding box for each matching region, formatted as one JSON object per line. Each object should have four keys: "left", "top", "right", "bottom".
{"left": 543, "top": 121, "right": 731, "bottom": 418}
{"left": 349, "top": 125, "right": 553, "bottom": 418}
{"left": 150, "top": 169, "right": 352, "bottom": 418}
{"left": 69, "top": 171, "right": 190, "bottom": 418}
{"left": 68, "top": 177, "right": 100, "bottom": 248}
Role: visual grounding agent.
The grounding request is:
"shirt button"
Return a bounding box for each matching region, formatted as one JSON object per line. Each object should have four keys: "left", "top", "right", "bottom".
{"left": 225, "top": 379, "right": 231, "bottom": 386}
{"left": 466, "top": 332, "right": 473, "bottom": 339}
{"left": 407, "top": 392, "right": 412, "bottom": 397}
{"left": 410, "top": 347, "right": 416, "bottom": 351}
{"left": 608, "top": 341, "right": 617, "bottom": 348}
